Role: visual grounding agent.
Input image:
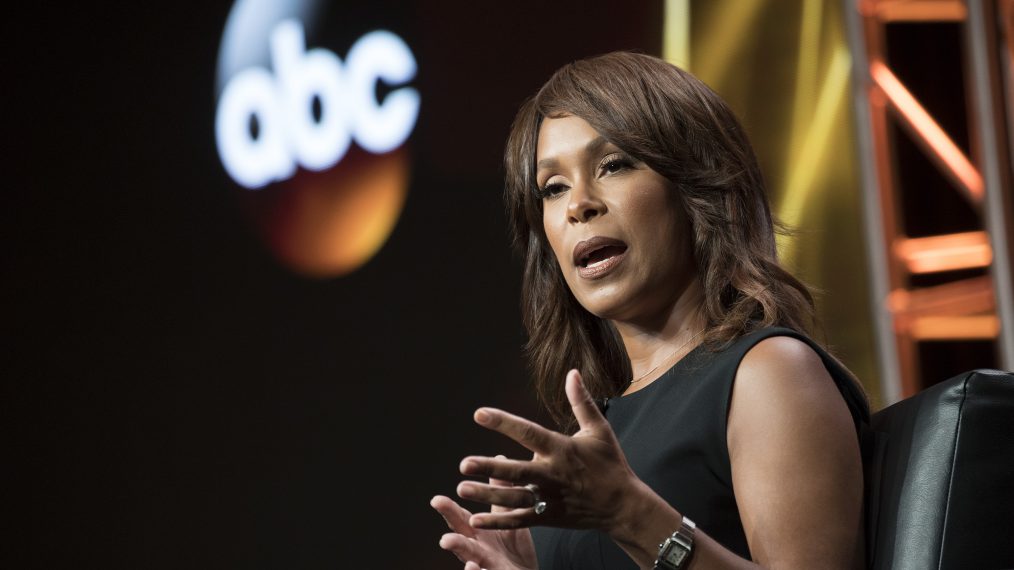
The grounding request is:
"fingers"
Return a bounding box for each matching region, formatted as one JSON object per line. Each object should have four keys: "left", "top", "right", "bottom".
{"left": 473, "top": 407, "right": 558, "bottom": 453}
{"left": 438, "top": 532, "right": 487, "bottom": 566}
{"left": 489, "top": 455, "right": 512, "bottom": 514}
{"left": 430, "top": 495, "right": 477, "bottom": 539}
{"left": 459, "top": 454, "right": 545, "bottom": 484}
{"left": 469, "top": 508, "right": 534, "bottom": 530}
{"left": 565, "top": 369, "right": 607, "bottom": 431}
{"left": 457, "top": 480, "right": 537, "bottom": 510}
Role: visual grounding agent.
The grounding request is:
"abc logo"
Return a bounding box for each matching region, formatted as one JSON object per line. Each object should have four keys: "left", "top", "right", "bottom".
{"left": 214, "top": 6, "right": 419, "bottom": 277}
{"left": 216, "top": 20, "right": 419, "bottom": 189}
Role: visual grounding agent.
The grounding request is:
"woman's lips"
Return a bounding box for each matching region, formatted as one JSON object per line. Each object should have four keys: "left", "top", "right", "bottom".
{"left": 575, "top": 239, "right": 628, "bottom": 277}
{"left": 573, "top": 236, "right": 627, "bottom": 264}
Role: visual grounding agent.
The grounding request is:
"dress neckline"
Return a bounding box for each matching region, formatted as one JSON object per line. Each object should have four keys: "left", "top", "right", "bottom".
{"left": 612, "top": 342, "right": 706, "bottom": 405}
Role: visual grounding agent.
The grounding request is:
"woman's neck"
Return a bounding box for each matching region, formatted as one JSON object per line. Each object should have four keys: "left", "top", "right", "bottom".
{"left": 612, "top": 280, "right": 706, "bottom": 387}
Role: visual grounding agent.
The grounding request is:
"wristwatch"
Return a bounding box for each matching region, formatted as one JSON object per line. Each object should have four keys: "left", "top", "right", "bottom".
{"left": 653, "top": 516, "right": 696, "bottom": 570}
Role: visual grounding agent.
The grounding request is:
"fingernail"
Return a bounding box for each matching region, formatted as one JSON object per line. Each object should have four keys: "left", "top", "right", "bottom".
{"left": 459, "top": 459, "right": 476, "bottom": 474}
{"left": 474, "top": 409, "right": 491, "bottom": 424}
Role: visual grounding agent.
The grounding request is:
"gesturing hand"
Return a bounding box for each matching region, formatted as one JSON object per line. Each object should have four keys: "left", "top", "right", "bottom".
{"left": 455, "top": 369, "right": 643, "bottom": 534}
{"left": 431, "top": 462, "right": 537, "bottom": 570}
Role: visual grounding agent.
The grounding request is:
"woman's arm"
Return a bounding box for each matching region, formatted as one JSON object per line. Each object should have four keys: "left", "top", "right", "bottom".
{"left": 724, "top": 336, "right": 864, "bottom": 569}
{"left": 460, "top": 344, "right": 864, "bottom": 569}
{"left": 608, "top": 336, "right": 864, "bottom": 569}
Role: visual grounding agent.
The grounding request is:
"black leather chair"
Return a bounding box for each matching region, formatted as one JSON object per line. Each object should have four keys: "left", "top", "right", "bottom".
{"left": 863, "top": 368, "right": 1014, "bottom": 569}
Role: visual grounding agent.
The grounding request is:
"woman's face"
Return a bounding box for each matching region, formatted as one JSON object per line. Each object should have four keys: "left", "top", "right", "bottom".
{"left": 537, "top": 115, "right": 696, "bottom": 324}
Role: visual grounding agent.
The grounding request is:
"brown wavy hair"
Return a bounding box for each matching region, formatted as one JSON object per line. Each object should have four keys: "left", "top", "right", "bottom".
{"left": 504, "top": 52, "right": 853, "bottom": 430}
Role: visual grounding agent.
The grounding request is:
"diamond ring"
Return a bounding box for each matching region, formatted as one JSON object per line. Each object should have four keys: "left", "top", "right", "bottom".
{"left": 524, "top": 483, "right": 548, "bottom": 515}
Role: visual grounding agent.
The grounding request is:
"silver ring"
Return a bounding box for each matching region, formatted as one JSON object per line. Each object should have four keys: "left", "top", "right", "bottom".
{"left": 524, "top": 484, "right": 547, "bottom": 515}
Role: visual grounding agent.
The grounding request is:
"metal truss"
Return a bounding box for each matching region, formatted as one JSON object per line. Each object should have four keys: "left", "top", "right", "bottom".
{"left": 845, "top": 0, "right": 1014, "bottom": 402}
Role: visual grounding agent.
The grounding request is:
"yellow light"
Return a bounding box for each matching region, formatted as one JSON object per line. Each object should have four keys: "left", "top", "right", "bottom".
{"left": 664, "top": 0, "right": 691, "bottom": 68}
{"left": 776, "top": 46, "right": 852, "bottom": 262}
{"left": 694, "top": 0, "right": 766, "bottom": 84}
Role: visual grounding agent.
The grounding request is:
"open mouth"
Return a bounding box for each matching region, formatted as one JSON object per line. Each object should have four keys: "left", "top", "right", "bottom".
{"left": 579, "top": 244, "right": 628, "bottom": 268}
{"left": 572, "top": 236, "right": 629, "bottom": 278}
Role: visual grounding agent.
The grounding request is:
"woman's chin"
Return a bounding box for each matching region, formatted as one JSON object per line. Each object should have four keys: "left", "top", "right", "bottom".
{"left": 574, "top": 290, "right": 637, "bottom": 322}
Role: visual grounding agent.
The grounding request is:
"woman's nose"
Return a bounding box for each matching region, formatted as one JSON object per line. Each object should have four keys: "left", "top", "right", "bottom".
{"left": 566, "top": 182, "right": 606, "bottom": 223}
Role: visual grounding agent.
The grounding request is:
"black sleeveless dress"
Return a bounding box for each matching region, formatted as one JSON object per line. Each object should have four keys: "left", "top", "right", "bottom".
{"left": 531, "top": 327, "right": 870, "bottom": 569}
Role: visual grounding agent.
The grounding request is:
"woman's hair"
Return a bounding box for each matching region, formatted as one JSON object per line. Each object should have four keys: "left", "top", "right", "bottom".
{"left": 504, "top": 51, "right": 851, "bottom": 430}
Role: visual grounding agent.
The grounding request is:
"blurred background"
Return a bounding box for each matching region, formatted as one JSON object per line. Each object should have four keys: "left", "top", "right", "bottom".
{"left": 5, "top": 0, "right": 1012, "bottom": 567}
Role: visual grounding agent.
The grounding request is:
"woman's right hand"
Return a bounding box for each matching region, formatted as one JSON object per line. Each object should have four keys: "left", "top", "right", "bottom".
{"left": 431, "top": 463, "right": 537, "bottom": 570}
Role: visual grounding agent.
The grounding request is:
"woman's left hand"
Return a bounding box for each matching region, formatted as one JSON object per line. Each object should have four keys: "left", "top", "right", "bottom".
{"left": 456, "top": 369, "right": 646, "bottom": 533}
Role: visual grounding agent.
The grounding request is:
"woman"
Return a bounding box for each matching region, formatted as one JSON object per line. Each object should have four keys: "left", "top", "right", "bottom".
{"left": 431, "top": 52, "right": 869, "bottom": 570}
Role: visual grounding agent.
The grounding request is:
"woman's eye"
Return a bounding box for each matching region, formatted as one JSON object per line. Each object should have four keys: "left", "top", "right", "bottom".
{"left": 600, "top": 155, "right": 632, "bottom": 175}
{"left": 540, "top": 183, "right": 567, "bottom": 199}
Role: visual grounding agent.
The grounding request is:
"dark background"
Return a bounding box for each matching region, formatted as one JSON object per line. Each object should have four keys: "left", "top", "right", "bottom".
{"left": 5, "top": 1, "right": 662, "bottom": 567}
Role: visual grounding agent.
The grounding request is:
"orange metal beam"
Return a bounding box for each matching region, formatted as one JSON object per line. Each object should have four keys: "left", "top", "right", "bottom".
{"left": 870, "top": 60, "right": 984, "bottom": 206}
{"left": 887, "top": 275, "right": 996, "bottom": 317}
{"left": 873, "top": 0, "right": 966, "bottom": 22}
{"left": 908, "top": 315, "right": 1001, "bottom": 340}
{"left": 893, "top": 231, "right": 993, "bottom": 273}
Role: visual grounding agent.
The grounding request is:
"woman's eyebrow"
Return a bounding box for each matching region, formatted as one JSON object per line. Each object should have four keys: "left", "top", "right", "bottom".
{"left": 536, "top": 136, "right": 609, "bottom": 171}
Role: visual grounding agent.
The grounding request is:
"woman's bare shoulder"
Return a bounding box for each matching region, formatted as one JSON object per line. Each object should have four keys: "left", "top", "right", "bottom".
{"left": 726, "top": 335, "right": 865, "bottom": 568}
{"left": 732, "top": 335, "right": 841, "bottom": 409}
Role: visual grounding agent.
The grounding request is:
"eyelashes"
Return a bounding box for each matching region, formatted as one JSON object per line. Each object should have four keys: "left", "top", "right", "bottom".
{"left": 600, "top": 153, "right": 634, "bottom": 174}
{"left": 538, "top": 182, "right": 567, "bottom": 199}
{"left": 537, "top": 153, "right": 635, "bottom": 199}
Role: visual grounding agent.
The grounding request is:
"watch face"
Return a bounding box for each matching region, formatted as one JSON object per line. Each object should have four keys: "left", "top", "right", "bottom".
{"left": 663, "top": 543, "right": 688, "bottom": 565}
